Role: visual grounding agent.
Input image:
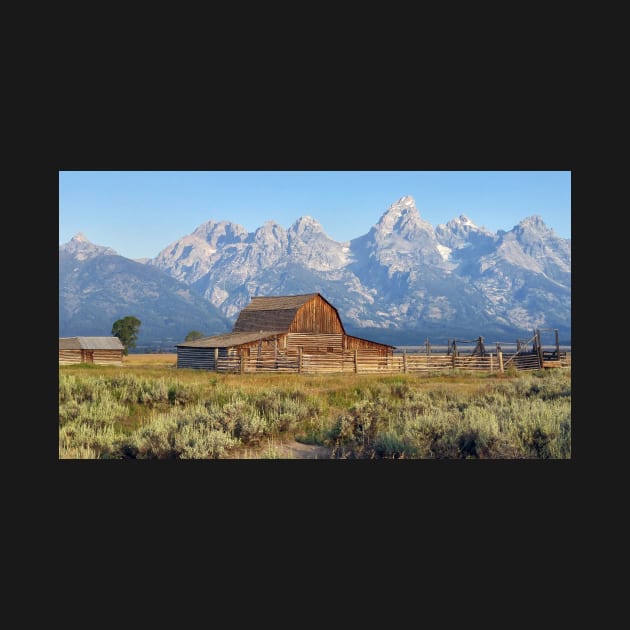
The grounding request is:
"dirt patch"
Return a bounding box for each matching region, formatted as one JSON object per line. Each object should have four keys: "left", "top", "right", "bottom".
{"left": 273, "top": 440, "right": 332, "bottom": 459}
{"left": 232, "top": 439, "right": 332, "bottom": 459}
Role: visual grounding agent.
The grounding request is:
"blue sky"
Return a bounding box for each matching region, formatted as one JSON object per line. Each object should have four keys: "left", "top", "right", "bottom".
{"left": 59, "top": 171, "right": 571, "bottom": 260}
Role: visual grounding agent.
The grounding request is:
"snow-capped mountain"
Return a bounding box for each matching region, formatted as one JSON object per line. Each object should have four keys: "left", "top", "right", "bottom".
{"left": 144, "top": 195, "right": 571, "bottom": 343}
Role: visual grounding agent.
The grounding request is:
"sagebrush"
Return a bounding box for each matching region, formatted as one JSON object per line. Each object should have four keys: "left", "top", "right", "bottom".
{"left": 59, "top": 365, "right": 571, "bottom": 459}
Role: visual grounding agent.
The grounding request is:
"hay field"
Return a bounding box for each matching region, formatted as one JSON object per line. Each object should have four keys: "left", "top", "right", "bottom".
{"left": 123, "top": 353, "right": 177, "bottom": 366}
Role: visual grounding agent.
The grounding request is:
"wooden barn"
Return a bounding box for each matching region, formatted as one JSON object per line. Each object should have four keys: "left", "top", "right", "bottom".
{"left": 176, "top": 293, "right": 394, "bottom": 371}
{"left": 59, "top": 336, "right": 125, "bottom": 365}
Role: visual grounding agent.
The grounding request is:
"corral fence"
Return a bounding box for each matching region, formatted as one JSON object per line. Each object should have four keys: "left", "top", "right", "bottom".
{"left": 214, "top": 329, "right": 570, "bottom": 375}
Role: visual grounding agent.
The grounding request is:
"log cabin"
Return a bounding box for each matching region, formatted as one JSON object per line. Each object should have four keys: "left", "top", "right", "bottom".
{"left": 59, "top": 336, "right": 125, "bottom": 365}
{"left": 176, "top": 293, "right": 394, "bottom": 371}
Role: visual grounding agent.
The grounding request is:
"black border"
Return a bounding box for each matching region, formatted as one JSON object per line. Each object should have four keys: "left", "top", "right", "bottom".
{"left": 48, "top": 101, "right": 578, "bottom": 533}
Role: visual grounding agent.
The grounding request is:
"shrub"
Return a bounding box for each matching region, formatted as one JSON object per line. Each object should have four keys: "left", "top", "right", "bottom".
{"left": 373, "top": 431, "right": 413, "bottom": 458}
{"left": 177, "top": 426, "right": 239, "bottom": 459}
{"left": 120, "top": 408, "right": 241, "bottom": 459}
{"left": 59, "top": 365, "right": 570, "bottom": 459}
{"left": 59, "top": 421, "right": 119, "bottom": 459}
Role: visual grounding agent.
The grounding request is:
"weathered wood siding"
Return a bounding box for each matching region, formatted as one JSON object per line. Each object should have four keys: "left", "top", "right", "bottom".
{"left": 288, "top": 296, "right": 344, "bottom": 334}
{"left": 177, "top": 337, "right": 288, "bottom": 370}
{"left": 243, "top": 336, "right": 286, "bottom": 353}
{"left": 344, "top": 335, "right": 393, "bottom": 356}
{"left": 59, "top": 350, "right": 83, "bottom": 364}
{"left": 59, "top": 349, "right": 122, "bottom": 365}
{"left": 92, "top": 350, "right": 123, "bottom": 365}
{"left": 286, "top": 333, "right": 343, "bottom": 351}
{"left": 177, "top": 347, "right": 218, "bottom": 370}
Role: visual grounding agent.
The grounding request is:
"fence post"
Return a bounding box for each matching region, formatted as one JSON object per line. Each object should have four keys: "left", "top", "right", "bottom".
{"left": 403, "top": 349, "right": 407, "bottom": 373}
{"left": 452, "top": 341, "right": 457, "bottom": 368}
{"left": 536, "top": 329, "right": 543, "bottom": 368}
{"left": 298, "top": 347, "right": 303, "bottom": 374}
{"left": 490, "top": 353, "right": 493, "bottom": 372}
{"left": 239, "top": 349, "right": 245, "bottom": 374}
{"left": 214, "top": 347, "right": 218, "bottom": 370}
{"left": 354, "top": 348, "right": 358, "bottom": 373}
{"left": 497, "top": 344, "right": 504, "bottom": 373}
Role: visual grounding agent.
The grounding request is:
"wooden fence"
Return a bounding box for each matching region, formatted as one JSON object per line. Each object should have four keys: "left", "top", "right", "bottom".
{"left": 213, "top": 347, "right": 569, "bottom": 375}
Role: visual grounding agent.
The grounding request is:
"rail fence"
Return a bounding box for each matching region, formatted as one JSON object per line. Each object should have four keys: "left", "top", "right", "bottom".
{"left": 214, "top": 347, "right": 569, "bottom": 375}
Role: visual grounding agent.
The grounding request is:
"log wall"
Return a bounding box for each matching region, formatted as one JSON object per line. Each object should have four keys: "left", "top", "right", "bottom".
{"left": 59, "top": 350, "right": 82, "bottom": 365}
{"left": 92, "top": 350, "right": 123, "bottom": 365}
{"left": 177, "top": 347, "right": 218, "bottom": 370}
{"left": 178, "top": 336, "right": 288, "bottom": 370}
{"left": 59, "top": 349, "right": 123, "bottom": 365}
{"left": 286, "top": 333, "right": 343, "bottom": 351}
{"left": 344, "top": 335, "right": 392, "bottom": 355}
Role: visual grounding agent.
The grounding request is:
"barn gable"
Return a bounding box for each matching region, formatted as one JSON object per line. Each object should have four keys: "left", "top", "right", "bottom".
{"left": 233, "top": 293, "right": 345, "bottom": 334}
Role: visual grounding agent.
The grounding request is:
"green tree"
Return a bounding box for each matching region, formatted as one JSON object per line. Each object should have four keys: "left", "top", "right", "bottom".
{"left": 112, "top": 316, "right": 141, "bottom": 355}
{"left": 185, "top": 330, "right": 205, "bottom": 341}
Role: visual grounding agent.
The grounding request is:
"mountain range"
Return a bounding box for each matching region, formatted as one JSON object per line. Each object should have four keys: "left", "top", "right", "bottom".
{"left": 59, "top": 196, "right": 571, "bottom": 347}
{"left": 59, "top": 234, "right": 231, "bottom": 349}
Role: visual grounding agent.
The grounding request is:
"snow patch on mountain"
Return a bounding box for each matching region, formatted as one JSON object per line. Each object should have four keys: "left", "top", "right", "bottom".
{"left": 437, "top": 244, "right": 452, "bottom": 261}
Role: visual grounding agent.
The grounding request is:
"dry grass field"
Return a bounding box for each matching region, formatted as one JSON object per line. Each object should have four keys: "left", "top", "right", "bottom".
{"left": 60, "top": 356, "right": 571, "bottom": 459}
{"left": 123, "top": 353, "right": 177, "bottom": 366}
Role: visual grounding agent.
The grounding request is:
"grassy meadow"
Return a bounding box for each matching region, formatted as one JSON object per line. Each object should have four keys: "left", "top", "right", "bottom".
{"left": 59, "top": 354, "right": 571, "bottom": 459}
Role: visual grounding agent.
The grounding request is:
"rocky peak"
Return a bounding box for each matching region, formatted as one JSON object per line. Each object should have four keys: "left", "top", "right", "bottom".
{"left": 435, "top": 214, "right": 496, "bottom": 250}
{"left": 505, "top": 216, "right": 556, "bottom": 249}
{"left": 60, "top": 233, "right": 117, "bottom": 261}
{"left": 286, "top": 215, "right": 348, "bottom": 271}
{"left": 363, "top": 196, "right": 444, "bottom": 270}
{"left": 288, "top": 216, "right": 334, "bottom": 244}
{"left": 505, "top": 215, "right": 570, "bottom": 271}
{"left": 514, "top": 215, "right": 549, "bottom": 236}
{"left": 252, "top": 221, "right": 287, "bottom": 243}
{"left": 450, "top": 214, "right": 477, "bottom": 230}
{"left": 192, "top": 220, "right": 248, "bottom": 248}
{"left": 374, "top": 195, "right": 435, "bottom": 241}
{"left": 378, "top": 195, "right": 416, "bottom": 226}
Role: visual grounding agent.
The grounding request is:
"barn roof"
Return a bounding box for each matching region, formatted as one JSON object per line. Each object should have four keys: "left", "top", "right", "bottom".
{"left": 233, "top": 293, "right": 342, "bottom": 333}
{"left": 176, "top": 330, "right": 285, "bottom": 348}
{"left": 59, "top": 336, "right": 125, "bottom": 350}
